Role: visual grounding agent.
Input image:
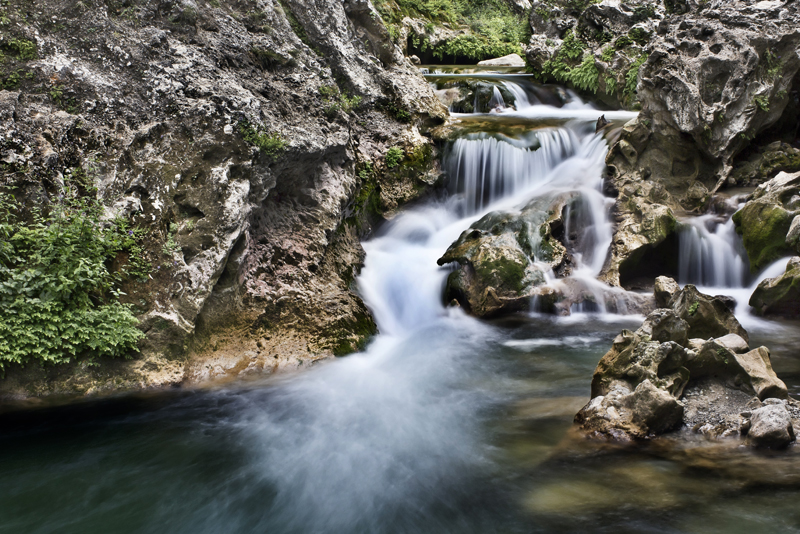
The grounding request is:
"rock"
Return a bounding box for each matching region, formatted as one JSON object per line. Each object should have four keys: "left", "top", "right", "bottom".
{"left": 714, "top": 333, "right": 749, "bottom": 354}
{"left": 0, "top": 0, "right": 447, "bottom": 400}
{"left": 437, "top": 193, "right": 576, "bottom": 317}
{"left": 637, "top": 309, "right": 689, "bottom": 347}
{"left": 672, "top": 285, "right": 749, "bottom": 343}
{"left": 477, "top": 53, "right": 526, "bottom": 67}
{"left": 750, "top": 257, "right": 800, "bottom": 316}
{"left": 730, "top": 141, "right": 800, "bottom": 187}
{"left": 733, "top": 171, "right": 800, "bottom": 271}
{"left": 731, "top": 347, "right": 788, "bottom": 401}
{"left": 575, "top": 379, "right": 684, "bottom": 439}
{"left": 746, "top": 403, "right": 795, "bottom": 448}
{"left": 654, "top": 276, "right": 680, "bottom": 308}
{"left": 409, "top": 54, "right": 421, "bottom": 65}
{"left": 577, "top": 283, "right": 790, "bottom": 442}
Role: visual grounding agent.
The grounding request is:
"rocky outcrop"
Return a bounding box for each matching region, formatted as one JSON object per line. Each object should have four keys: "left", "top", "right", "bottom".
{"left": 750, "top": 256, "right": 800, "bottom": 316}
{"left": 575, "top": 280, "right": 789, "bottom": 443}
{"left": 743, "top": 399, "right": 796, "bottom": 448}
{"left": 733, "top": 171, "right": 800, "bottom": 272}
{"left": 0, "top": 0, "right": 446, "bottom": 400}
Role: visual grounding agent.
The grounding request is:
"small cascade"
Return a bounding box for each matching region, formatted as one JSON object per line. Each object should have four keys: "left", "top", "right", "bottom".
{"left": 502, "top": 81, "right": 532, "bottom": 109}
{"left": 488, "top": 86, "right": 505, "bottom": 111}
{"left": 678, "top": 213, "right": 748, "bottom": 288}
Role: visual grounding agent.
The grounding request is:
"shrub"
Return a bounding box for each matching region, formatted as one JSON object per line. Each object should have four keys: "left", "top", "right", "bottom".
{"left": 0, "top": 184, "right": 146, "bottom": 372}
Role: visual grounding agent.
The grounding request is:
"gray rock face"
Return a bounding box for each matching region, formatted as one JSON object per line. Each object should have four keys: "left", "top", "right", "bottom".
{"left": 576, "top": 282, "right": 788, "bottom": 441}
{"left": 0, "top": 0, "right": 446, "bottom": 399}
{"left": 745, "top": 402, "right": 796, "bottom": 448}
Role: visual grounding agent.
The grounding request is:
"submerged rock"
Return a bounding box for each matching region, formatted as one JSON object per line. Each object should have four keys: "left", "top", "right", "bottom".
{"left": 750, "top": 257, "right": 800, "bottom": 317}
{"left": 575, "top": 282, "right": 787, "bottom": 443}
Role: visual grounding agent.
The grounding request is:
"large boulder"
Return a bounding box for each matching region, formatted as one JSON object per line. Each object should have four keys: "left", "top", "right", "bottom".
{"left": 750, "top": 257, "right": 800, "bottom": 316}
{"left": 654, "top": 276, "right": 680, "bottom": 308}
{"left": 438, "top": 193, "right": 575, "bottom": 317}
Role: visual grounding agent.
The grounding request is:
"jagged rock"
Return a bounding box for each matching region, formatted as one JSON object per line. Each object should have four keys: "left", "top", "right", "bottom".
{"left": 575, "top": 379, "right": 684, "bottom": 440}
{"left": 730, "top": 141, "right": 800, "bottom": 187}
{"left": 477, "top": 53, "right": 525, "bottom": 67}
{"left": 672, "top": 284, "right": 749, "bottom": 343}
{"left": 744, "top": 401, "right": 796, "bottom": 448}
{"left": 577, "top": 284, "right": 787, "bottom": 441}
{"left": 750, "top": 256, "right": 800, "bottom": 317}
{"left": 654, "top": 276, "right": 680, "bottom": 308}
{"left": 733, "top": 171, "right": 800, "bottom": 271}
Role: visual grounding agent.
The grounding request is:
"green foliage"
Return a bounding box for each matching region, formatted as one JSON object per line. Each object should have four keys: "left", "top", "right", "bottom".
{"left": 624, "top": 53, "right": 647, "bottom": 102}
{"left": 378, "top": 0, "right": 529, "bottom": 62}
{"left": 628, "top": 27, "right": 650, "bottom": 46}
{"left": 600, "top": 46, "right": 614, "bottom": 62}
{"left": 689, "top": 301, "right": 699, "bottom": 315}
{"left": 754, "top": 94, "right": 770, "bottom": 112}
{"left": 542, "top": 31, "right": 598, "bottom": 94}
{"left": 604, "top": 74, "right": 617, "bottom": 94}
{"left": 0, "top": 184, "right": 145, "bottom": 372}
{"left": 319, "top": 84, "right": 363, "bottom": 117}
{"left": 162, "top": 223, "right": 181, "bottom": 257}
{"left": 614, "top": 35, "right": 633, "bottom": 49}
{"left": 385, "top": 146, "right": 404, "bottom": 169}
{"left": 568, "top": 54, "right": 599, "bottom": 93}
{"left": 239, "top": 121, "right": 287, "bottom": 161}
{"left": 4, "top": 38, "right": 37, "bottom": 60}
{"left": 763, "top": 49, "right": 782, "bottom": 80}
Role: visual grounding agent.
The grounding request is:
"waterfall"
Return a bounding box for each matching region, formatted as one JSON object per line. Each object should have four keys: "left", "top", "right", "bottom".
{"left": 488, "top": 86, "right": 505, "bottom": 111}
{"left": 677, "top": 213, "right": 748, "bottom": 288}
{"left": 502, "top": 81, "right": 532, "bottom": 109}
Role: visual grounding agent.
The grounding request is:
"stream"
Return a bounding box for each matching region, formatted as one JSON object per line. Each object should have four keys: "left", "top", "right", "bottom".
{"left": 3, "top": 68, "right": 800, "bottom": 534}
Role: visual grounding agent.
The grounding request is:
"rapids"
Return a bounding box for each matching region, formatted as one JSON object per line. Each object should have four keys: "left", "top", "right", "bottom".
{"left": 3, "top": 67, "right": 800, "bottom": 534}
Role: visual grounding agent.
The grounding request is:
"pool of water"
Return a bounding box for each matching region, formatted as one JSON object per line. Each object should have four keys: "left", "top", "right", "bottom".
{"left": 3, "top": 313, "right": 800, "bottom": 534}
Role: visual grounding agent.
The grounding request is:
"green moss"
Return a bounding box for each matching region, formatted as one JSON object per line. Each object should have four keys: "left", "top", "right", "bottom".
{"left": 385, "top": 146, "right": 404, "bottom": 168}
{"left": 475, "top": 255, "right": 527, "bottom": 293}
{"left": 733, "top": 202, "right": 793, "bottom": 272}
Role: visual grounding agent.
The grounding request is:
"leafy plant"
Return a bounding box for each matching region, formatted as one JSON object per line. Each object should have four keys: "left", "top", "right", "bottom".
{"left": 0, "top": 184, "right": 145, "bottom": 373}
{"left": 623, "top": 53, "right": 648, "bottom": 102}
{"left": 239, "top": 120, "right": 287, "bottom": 161}
{"left": 162, "top": 223, "right": 181, "bottom": 257}
{"left": 689, "top": 301, "right": 699, "bottom": 315}
{"left": 754, "top": 94, "right": 770, "bottom": 112}
{"left": 385, "top": 146, "right": 404, "bottom": 169}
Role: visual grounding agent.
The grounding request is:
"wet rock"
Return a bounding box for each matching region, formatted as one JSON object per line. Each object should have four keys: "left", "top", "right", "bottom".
{"left": 477, "top": 53, "right": 525, "bottom": 67}
{"left": 730, "top": 141, "right": 800, "bottom": 188}
{"left": 438, "top": 193, "right": 576, "bottom": 317}
{"left": 731, "top": 347, "right": 788, "bottom": 401}
{"left": 750, "top": 257, "right": 800, "bottom": 317}
{"left": 733, "top": 171, "right": 800, "bottom": 271}
{"left": 654, "top": 276, "right": 680, "bottom": 308}
{"left": 672, "top": 285, "right": 748, "bottom": 343}
{"left": 745, "top": 402, "right": 795, "bottom": 448}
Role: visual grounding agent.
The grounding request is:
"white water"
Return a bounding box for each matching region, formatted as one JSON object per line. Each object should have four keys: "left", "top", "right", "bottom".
{"left": 678, "top": 213, "right": 748, "bottom": 288}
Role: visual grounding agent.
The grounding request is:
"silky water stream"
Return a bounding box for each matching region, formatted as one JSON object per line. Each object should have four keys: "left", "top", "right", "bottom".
{"left": 4, "top": 71, "right": 800, "bottom": 534}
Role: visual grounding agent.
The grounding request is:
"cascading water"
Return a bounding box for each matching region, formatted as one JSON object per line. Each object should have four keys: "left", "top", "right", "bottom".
{"left": 677, "top": 212, "right": 748, "bottom": 288}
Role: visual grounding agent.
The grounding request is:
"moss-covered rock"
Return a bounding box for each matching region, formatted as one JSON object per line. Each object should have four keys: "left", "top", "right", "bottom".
{"left": 437, "top": 193, "right": 577, "bottom": 317}
{"left": 733, "top": 171, "right": 800, "bottom": 272}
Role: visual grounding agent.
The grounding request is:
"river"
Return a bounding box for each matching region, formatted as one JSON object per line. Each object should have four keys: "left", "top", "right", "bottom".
{"left": 3, "top": 68, "right": 800, "bottom": 534}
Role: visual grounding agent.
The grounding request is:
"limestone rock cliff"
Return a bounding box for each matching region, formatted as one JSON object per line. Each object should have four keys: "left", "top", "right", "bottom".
{"left": 0, "top": 0, "right": 446, "bottom": 399}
